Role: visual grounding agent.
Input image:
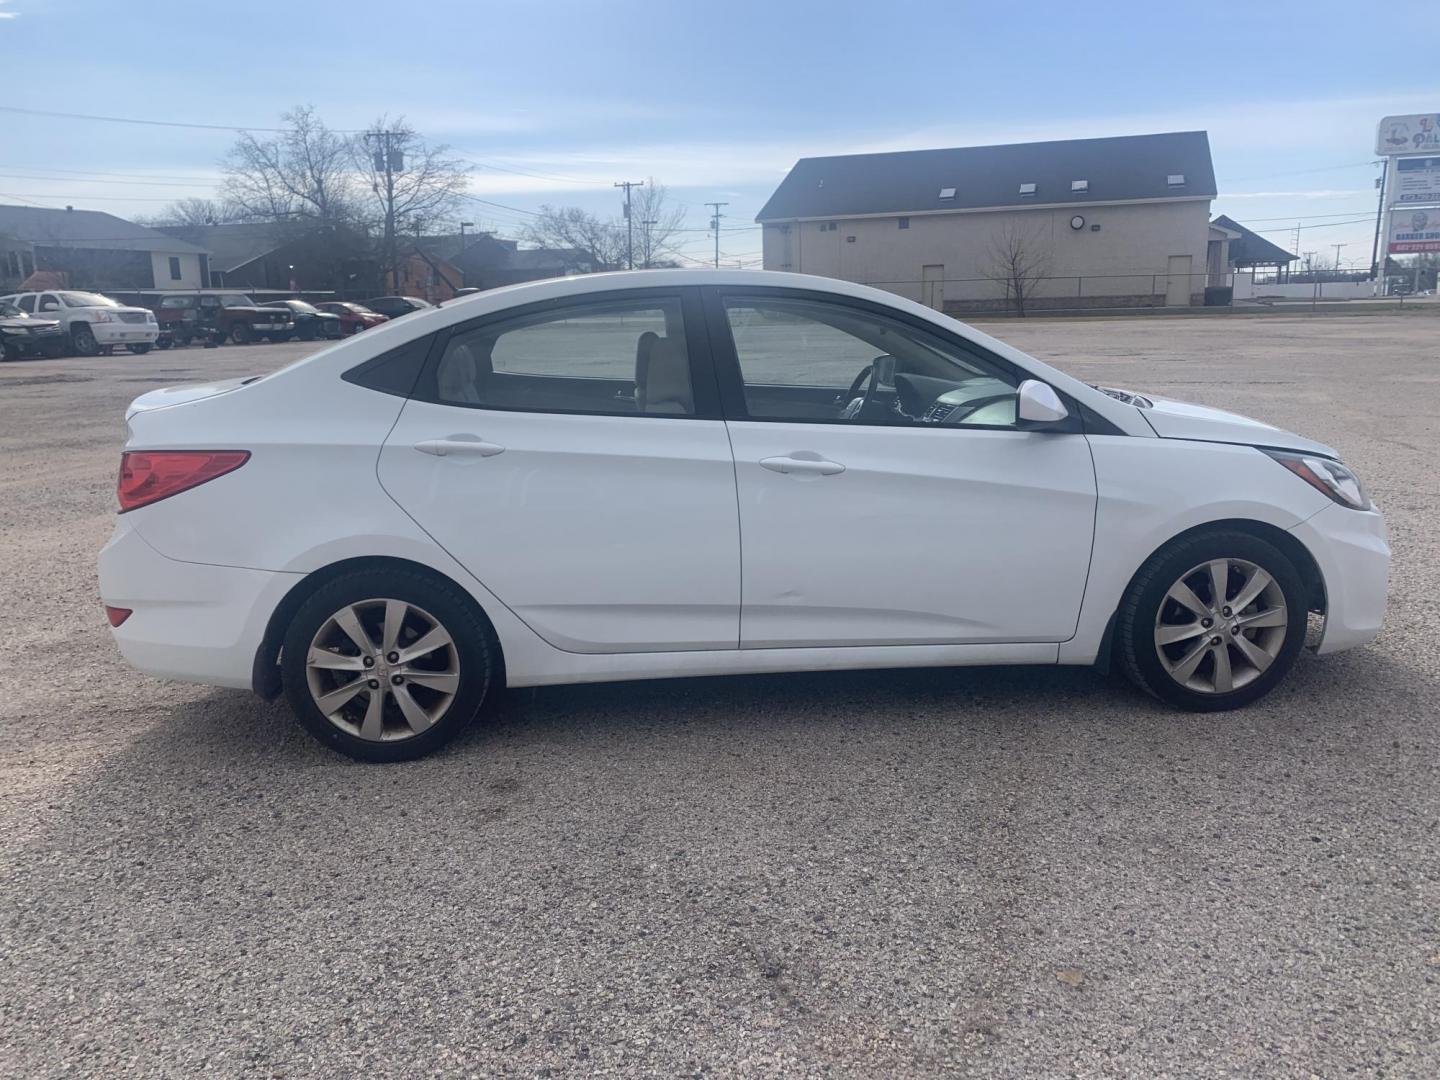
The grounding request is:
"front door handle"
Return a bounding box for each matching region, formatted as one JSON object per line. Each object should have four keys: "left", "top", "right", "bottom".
{"left": 759, "top": 454, "right": 845, "bottom": 476}
{"left": 414, "top": 435, "right": 506, "bottom": 458}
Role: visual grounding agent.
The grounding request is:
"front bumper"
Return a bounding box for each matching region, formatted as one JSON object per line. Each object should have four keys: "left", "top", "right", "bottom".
{"left": 93, "top": 322, "right": 159, "bottom": 345}
{"left": 1289, "top": 502, "right": 1390, "bottom": 654}
{"left": 99, "top": 517, "right": 301, "bottom": 689}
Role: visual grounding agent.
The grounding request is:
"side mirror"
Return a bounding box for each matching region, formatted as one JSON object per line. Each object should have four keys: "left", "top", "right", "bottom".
{"left": 1016, "top": 380, "right": 1069, "bottom": 424}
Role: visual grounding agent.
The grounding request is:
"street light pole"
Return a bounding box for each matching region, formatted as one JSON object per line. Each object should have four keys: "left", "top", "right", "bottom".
{"left": 459, "top": 221, "right": 474, "bottom": 287}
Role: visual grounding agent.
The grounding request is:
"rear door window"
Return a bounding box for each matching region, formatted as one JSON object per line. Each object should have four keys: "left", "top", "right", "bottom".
{"left": 429, "top": 294, "right": 698, "bottom": 417}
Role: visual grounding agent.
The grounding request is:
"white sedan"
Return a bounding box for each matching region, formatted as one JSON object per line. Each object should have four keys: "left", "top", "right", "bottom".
{"left": 99, "top": 270, "right": 1389, "bottom": 762}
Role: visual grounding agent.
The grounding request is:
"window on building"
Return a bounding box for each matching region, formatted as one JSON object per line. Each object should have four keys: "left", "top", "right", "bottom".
{"left": 168, "top": 256, "right": 182, "bottom": 280}
{"left": 1019, "top": 183, "right": 1037, "bottom": 197}
{"left": 938, "top": 187, "right": 956, "bottom": 199}
{"left": 1167, "top": 174, "right": 1185, "bottom": 187}
{"left": 898, "top": 217, "right": 910, "bottom": 229}
{"left": 1071, "top": 180, "right": 1089, "bottom": 193}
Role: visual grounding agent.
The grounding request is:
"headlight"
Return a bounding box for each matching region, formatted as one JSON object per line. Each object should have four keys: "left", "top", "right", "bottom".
{"left": 92, "top": 310, "right": 114, "bottom": 322}
{"left": 1262, "top": 449, "right": 1371, "bottom": 511}
{"left": 146, "top": 311, "right": 157, "bottom": 323}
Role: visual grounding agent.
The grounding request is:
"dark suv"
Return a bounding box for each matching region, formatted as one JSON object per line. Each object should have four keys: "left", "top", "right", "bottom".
{"left": 258, "top": 300, "right": 343, "bottom": 341}
{"left": 151, "top": 292, "right": 296, "bottom": 346}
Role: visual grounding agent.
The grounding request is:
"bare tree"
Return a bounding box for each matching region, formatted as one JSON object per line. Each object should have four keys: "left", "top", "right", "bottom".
{"left": 353, "top": 117, "right": 472, "bottom": 291}
{"left": 629, "top": 181, "right": 687, "bottom": 269}
{"left": 221, "top": 106, "right": 358, "bottom": 225}
{"left": 522, "top": 206, "right": 626, "bottom": 270}
{"left": 983, "top": 220, "right": 1051, "bottom": 316}
{"left": 134, "top": 197, "right": 243, "bottom": 228}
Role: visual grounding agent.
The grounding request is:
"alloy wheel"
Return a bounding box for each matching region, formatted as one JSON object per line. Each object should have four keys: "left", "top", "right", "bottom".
{"left": 1153, "top": 558, "right": 1288, "bottom": 694}
{"left": 304, "top": 598, "right": 460, "bottom": 741}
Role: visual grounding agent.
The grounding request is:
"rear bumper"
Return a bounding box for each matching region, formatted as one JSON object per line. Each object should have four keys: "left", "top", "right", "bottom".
{"left": 98, "top": 517, "right": 301, "bottom": 689}
{"left": 1289, "top": 503, "right": 1390, "bottom": 654}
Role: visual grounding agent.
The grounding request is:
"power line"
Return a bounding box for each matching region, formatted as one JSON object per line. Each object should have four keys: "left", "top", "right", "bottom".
{"left": 3, "top": 164, "right": 222, "bottom": 184}
{"left": 0, "top": 104, "right": 365, "bottom": 133}
{"left": 1252, "top": 216, "right": 1375, "bottom": 235}
{"left": 1222, "top": 160, "right": 1377, "bottom": 183}
{"left": 0, "top": 171, "right": 216, "bottom": 189}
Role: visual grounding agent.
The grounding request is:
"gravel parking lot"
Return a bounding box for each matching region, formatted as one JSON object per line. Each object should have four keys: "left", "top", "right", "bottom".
{"left": 3, "top": 311, "right": 1438, "bottom": 1078}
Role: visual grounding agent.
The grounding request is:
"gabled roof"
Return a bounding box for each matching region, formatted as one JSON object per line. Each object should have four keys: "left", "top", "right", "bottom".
{"left": 0, "top": 204, "right": 209, "bottom": 254}
{"left": 1212, "top": 214, "right": 1297, "bottom": 265}
{"left": 756, "top": 131, "right": 1217, "bottom": 221}
{"left": 157, "top": 223, "right": 290, "bottom": 272}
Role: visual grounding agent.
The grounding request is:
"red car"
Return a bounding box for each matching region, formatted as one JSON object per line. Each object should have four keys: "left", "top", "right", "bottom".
{"left": 315, "top": 302, "right": 388, "bottom": 335}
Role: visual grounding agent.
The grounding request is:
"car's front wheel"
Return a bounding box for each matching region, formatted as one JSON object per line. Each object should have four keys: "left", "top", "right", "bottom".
{"left": 280, "top": 568, "right": 496, "bottom": 762}
{"left": 230, "top": 323, "right": 252, "bottom": 345}
{"left": 1116, "top": 530, "right": 1308, "bottom": 711}
{"left": 128, "top": 343, "right": 152, "bottom": 355}
{"left": 71, "top": 324, "right": 99, "bottom": 356}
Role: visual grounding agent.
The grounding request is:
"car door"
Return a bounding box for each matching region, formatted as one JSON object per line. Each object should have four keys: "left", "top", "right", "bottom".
{"left": 703, "top": 287, "right": 1098, "bottom": 649}
{"left": 377, "top": 287, "right": 741, "bottom": 654}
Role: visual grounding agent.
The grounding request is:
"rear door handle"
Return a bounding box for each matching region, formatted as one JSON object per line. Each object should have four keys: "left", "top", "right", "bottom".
{"left": 414, "top": 435, "right": 506, "bottom": 458}
{"left": 759, "top": 454, "right": 845, "bottom": 476}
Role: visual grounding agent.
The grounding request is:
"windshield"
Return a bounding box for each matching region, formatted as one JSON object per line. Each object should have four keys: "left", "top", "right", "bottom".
{"left": 61, "top": 291, "right": 118, "bottom": 308}
{"left": 287, "top": 301, "right": 319, "bottom": 313}
{"left": 0, "top": 302, "right": 21, "bottom": 317}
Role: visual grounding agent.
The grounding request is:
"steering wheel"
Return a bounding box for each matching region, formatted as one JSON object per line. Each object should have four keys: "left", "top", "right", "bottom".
{"left": 839, "top": 356, "right": 893, "bottom": 421}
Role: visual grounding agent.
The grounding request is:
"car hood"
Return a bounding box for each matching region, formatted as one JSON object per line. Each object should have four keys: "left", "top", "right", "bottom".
{"left": 126, "top": 377, "right": 255, "bottom": 419}
{"left": 1138, "top": 394, "right": 1338, "bottom": 457}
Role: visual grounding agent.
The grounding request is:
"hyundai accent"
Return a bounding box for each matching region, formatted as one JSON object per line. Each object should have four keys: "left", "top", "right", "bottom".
{"left": 99, "top": 270, "right": 1389, "bottom": 761}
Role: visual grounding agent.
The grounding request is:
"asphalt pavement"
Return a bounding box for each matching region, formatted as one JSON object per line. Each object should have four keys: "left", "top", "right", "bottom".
{"left": 2, "top": 311, "right": 1437, "bottom": 1078}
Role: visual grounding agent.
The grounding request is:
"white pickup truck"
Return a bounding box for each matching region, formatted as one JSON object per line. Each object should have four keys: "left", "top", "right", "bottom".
{"left": 0, "top": 289, "right": 159, "bottom": 355}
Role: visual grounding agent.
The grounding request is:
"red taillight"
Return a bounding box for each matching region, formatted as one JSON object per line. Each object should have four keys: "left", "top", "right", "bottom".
{"left": 117, "top": 450, "right": 250, "bottom": 512}
{"left": 105, "top": 605, "right": 132, "bottom": 627}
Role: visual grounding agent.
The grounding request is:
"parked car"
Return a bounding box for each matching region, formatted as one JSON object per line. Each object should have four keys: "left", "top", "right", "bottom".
{"left": 315, "top": 301, "right": 388, "bottom": 335}
{"left": 0, "top": 300, "right": 66, "bottom": 361}
{"left": 258, "top": 300, "right": 343, "bottom": 341}
{"left": 0, "top": 290, "right": 158, "bottom": 355}
{"left": 151, "top": 292, "right": 295, "bottom": 346}
{"left": 99, "top": 270, "right": 1389, "bottom": 763}
{"left": 363, "top": 295, "right": 433, "bottom": 319}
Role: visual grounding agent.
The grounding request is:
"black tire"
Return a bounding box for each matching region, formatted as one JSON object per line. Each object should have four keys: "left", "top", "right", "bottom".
{"left": 71, "top": 323, "right": 99, "bottom": 357}
{"left": 156, "top": 336, "right": 173, "bottom": 350}
{"left": 1116, "top": 529, "right": 1308, "bottom": 711}
{"left": 298, "top": 323, "right": 317, "bottom": 342}
{"left": 230, "top": 322, "right": 252, "bottom": 345}
{"left": 0, "top": 337, "right": 17, "bottom": 362}
{"left": 281, "top": 567, "right": 496, "bottom": 762}
{"left": 128, "top": 343, "right": 152, "bottom": 355}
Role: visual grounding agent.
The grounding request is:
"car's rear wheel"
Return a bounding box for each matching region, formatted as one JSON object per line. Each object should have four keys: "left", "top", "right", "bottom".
{"left": 230, "top": 323, "right": 252, "bottom": 345}
{"left": 71, "top": 324, "right": 99, "bottom": 356}
{"left": 127, "top": 343, "right": 152, "bottom": 354}
{"left": 1116, "top": 530, "right": 1308, "bottom": 711}
{"left": 281, "top": 568, "right": 495, "bottom": 762}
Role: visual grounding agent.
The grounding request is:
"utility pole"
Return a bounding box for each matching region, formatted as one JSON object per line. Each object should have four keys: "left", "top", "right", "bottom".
{"left": 459, "top": 221, "right": 474, "bottom": 287}
{"left": 366, "top": 129, "right": 405, "bottom": 293}
{"left": 640, "top": 219, "right": 658, "bottom": 269}
{"left": 1370, "top": 159, "right": 1387, "bottom": 286}
{"left": 614, "top": 180, "right": 644, "bottom": 269}
{"left": 1331, "top": 242, "right": 1347, "bottom": 272}
{"left": 706, "top": 201, "right": 728, "bottom": 268}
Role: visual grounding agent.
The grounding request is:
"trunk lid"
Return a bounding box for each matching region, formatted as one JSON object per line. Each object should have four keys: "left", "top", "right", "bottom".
{"left": 125, "top": 377, "right": 257, "bottom": 420}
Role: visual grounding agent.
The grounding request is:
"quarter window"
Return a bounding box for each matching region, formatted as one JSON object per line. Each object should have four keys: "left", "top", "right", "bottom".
{"left": 433, "top": 296, "right": 694, "bottom": 416}
{"left": 721, "top": 295, "right": 1020, "bottom": 428}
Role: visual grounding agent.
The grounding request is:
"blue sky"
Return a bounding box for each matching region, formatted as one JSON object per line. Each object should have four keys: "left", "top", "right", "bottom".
{"left": 2, "top": 0, "right": 1437, "bottom": 267}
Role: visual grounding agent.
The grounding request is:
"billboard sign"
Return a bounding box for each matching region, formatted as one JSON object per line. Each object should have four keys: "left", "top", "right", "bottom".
{"left": 1390, "top": 156, "right": 1440, "bottom": 205}
{"left": 1377, "top": 114, "right": 1440, "bottom": 156}
{"left": 1389, "top": 209, "right": 1440, "bottom": 253}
